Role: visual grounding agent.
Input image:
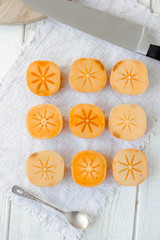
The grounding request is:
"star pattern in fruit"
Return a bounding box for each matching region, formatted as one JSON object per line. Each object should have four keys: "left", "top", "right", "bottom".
{"left": 75, "top": 65, "right": 100, "bottom": 88}
{"left": 33, "top": 157, "right": 56, "bottom": 180}
{"left": 31, "top": 65, "right": 55, "bottom": 90}
{"left": 32, "top": 109, "right": 56, "bottom": 133}
{"left": 115, "top": 111, "right": 138, "bottom": 134}
{"left": 118, "top": 154, "right": 142, "bottom": 180}
{"left": 77, "top": 157, "right": 101, "bottom": 180}
{"left": 75, "top": 108, "right": 99, "bottom": 133}
{"left": 117, "top": 66, "right": 142, "bottom": 90}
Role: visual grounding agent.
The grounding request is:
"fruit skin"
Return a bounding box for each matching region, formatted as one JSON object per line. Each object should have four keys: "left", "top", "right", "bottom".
{"left": 26, "top": 60, "right": 61, "bottom": 96}
{"left": 26, "top": 103, "right": 63, "bottom": 139}
{"left": 26, "top": 150, "right": 64, "bottom": 187}
{"left": 71, "top": 150, "right": 107, "bottom": 187}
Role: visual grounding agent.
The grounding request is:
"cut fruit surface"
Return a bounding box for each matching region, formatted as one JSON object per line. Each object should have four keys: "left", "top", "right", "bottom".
{"left": 72, "top": 151, "right": 107, "bottom": 187}
{"left": 26, "top": 61, "right": 61, "bottom": 96}
{"left": 110, "top": 60, "right": 148, "bottom": 95}
{"left": 69, "top": 104, "right": 105, "bottom": 138}
{"left": 26, "top": 104, "right": 63, "bottom": 139}
{"left": 112, "top": 149, "right": 147, "bottom": 186}
{"left": 108, "top": 104, "right": 147, "bottom": 140}
{"left": 26, "top": 151, "right": 64, "bottom": 187}
{"left": 69, "top": 58, "right": 107, "bottom": 92}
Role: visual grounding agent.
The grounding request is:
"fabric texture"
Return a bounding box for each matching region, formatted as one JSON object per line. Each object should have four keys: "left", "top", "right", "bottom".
{"left": 0, "top": 0, "right": 160, "bottom": 239}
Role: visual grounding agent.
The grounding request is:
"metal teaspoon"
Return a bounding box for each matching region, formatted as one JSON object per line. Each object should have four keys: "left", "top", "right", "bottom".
{"left": 12, "top": 185, "right": 91, "bottom": 230}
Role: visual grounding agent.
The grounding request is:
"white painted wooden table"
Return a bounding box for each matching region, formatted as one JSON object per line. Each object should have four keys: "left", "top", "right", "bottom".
{"left": 0, "top": 1, "right": 160, "bottom": 239}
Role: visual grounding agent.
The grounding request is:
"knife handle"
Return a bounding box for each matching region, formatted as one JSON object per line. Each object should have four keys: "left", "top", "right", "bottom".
{"left": 147, "top": 44, "right": 160, "bottom": 60}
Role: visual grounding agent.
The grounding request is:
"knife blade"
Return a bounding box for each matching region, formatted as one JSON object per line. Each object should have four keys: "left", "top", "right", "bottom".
{"left": 23, "top": 0, "right": 160, "bottom": 60}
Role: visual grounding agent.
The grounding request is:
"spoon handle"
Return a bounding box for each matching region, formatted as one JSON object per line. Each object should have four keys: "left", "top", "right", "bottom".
{"left": 12, "top": 185, "right": 65, "bottom": 214}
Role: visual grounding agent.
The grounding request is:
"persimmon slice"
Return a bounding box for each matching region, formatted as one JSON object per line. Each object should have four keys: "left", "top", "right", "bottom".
{"left": 112, "top": 149, "right": 147, "bottom": 186}
{"left": 108, "top": 104, "right": 147, "bottom": 140}
{"left": 110, "top": 60, "right": 148, "bottom": 95}
{"left": 26, "top": 151, "right": 64, "bottom": 187}
{"left": 26, "top": 104, "right": 63, "bottom": 139}
{"left": 72, "top": 151, "right": 107, "bottom": 187}
{"left": 26, "top": 61, "right": 61, "bottom": 96}
{"left": 69, "top": 58, "right": 107, "bottom": 92}
{"left": 69, "top": 104, "right": 105, "bottom": 138}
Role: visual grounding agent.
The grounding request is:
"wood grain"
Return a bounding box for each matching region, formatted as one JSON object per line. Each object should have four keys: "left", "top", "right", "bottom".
{"left": 9, "top": 203, "right": 56, "bottom": 240}
{"left": 138, "top": 0, "right": 151, "bottom": 8}
{"left": 0, "top": 0, "right": 45, "bottom": 25}
{"left": 138, "top": 0, "right": 160, "bottom": 13}
{"left": 151, "top": 0, "right": 160, "bottom": 13}
{"left": 135, "top": 132, "right": 160, "bottom": 240}
{"left": 100, "top": 187, "right": 137, "bottom": 240}
{"left": 0, "top": 195, "right": 11, "bottom": 240}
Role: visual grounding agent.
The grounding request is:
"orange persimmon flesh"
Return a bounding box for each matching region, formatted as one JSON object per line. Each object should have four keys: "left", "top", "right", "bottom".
{"left": 72, "top": 151, "right": 107, "bottom": 187}
{"left": 69, "top": 104, "right": 105, "bottom": 138}
{"left": 26, "top": 61, "right": 61, "bottom": 96}
{"left": 110, "top": 60, "right": 148, "bottom": 95}
{"left": 26, "top": 151, "right": 64, "bottom": 187}
{"left": 69, "top": 58, "right": 107, "bottom": 92}
{"left": 108, "top": 104, "right": 147, "bottom": 140}
{"left": 26, "top": 104, "right": 63, "bottom": 139}
{"left": 112, "top": 149, "right": 147, "bottom": 186}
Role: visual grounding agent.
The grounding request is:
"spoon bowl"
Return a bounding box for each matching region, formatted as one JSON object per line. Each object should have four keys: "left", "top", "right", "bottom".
{"left": 65, "top": 211, "right": 91, "bottom": 230}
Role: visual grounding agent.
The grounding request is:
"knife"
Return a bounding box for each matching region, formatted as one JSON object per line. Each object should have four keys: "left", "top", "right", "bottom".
{"left": 23, "top": 0, "right": 160, "bottom": 61}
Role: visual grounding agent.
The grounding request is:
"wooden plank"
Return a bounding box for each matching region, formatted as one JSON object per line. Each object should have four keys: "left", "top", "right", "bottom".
{"left": 82, "top": 187, "right": 137, "bottom": 240}
{"left": 99, "top": 187, "right": 137, "bottom": 240}
{"left": 138, "top": 0, "right": 151, "bottom": 8}
{"left": 8, "top": 198, "right": 109, "bottom": 240}
{"left": 9, "top": 201, "right": 108, "bottom": 240}
{"left": 135, "top": 125, "right": 160, "bottom": 240}
{"left": 9, "top": 202, "right": 60, "bottom": 240}
{"left": 151, "top": 0, "right": 160, "bottom": 13}
{"left": 82, "top": 207, "right": 104, "bottom": 240}
{"left": 0, "top": 0, "right": 45, "bottom": 25}
{"left": 0, "top": 195, "right": 11, "bottom": 240}
{"left": 138, "top": 0, "right": 160, "bottom": 14}
{"left": 0, "top": 24, "right": 24, "bottom": 80}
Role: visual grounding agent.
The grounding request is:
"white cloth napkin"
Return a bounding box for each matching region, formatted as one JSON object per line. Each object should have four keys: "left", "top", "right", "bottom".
{"left": 0, "top": 0, "right": 160, "bottom": 239}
